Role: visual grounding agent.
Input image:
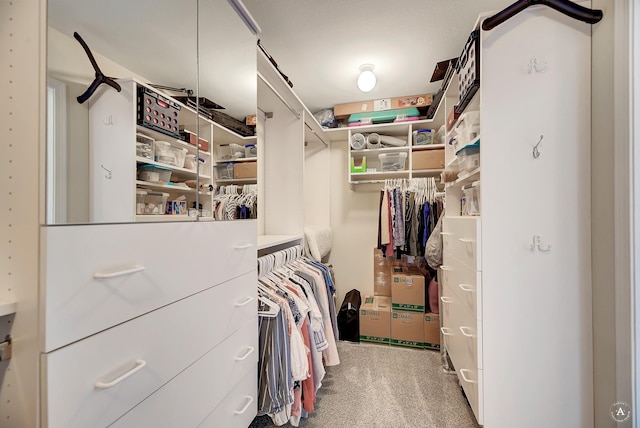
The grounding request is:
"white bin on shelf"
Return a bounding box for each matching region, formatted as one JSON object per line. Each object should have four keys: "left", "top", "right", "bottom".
{"left": 378, "top": 152, "right": 407, "bottom": 171}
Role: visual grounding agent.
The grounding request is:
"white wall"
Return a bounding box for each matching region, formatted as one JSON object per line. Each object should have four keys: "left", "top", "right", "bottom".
{"left": 591, "top": 1, "right": 617, "bottom": 426}
{"left": 0, "top": 0, "right": 43, "bottom": 426}
{"left": 328, "top": 141, "right": 380, "bottom": 305}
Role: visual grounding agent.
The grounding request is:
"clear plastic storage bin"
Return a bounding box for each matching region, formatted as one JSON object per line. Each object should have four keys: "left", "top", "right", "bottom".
{"left": 138, "top": 165, "right": 172, "bottom": 183}
{"left": 378, "top": 152, "right": 407, "bottom": 171}
{"left": 215, "top": 162, "right": 234, "bottom": 179}
{"left": 456, "top": 141, "right": 480, "bottom": 173}
{"left": 142, "top": 191, "right": 169, "bottom": 215}
{"left": 245, "top": 144, "right": 257, "bottom": 158}
{"left": 412, "top": 129, "right": 434, "bottom": 145}
{"left": 461, "top": 181, "right": 480, "bottom": 215}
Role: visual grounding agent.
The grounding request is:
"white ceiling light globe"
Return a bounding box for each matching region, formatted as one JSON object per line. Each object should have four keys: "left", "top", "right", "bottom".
{"left": 357, "top": 64, "right": 376, "bottom": 92}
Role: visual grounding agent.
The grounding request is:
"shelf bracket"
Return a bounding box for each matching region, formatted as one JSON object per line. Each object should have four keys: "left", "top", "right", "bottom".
{"left": 0, "top": 336, "right": 12, "bottom": 361}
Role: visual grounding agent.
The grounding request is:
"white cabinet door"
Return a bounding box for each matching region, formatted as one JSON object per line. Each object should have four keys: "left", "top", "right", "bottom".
{"left": 41, "top": 220, "right": 256, "bottom": 351}
{"left": 41, "top": 272, "right": 256, "bottom": 428}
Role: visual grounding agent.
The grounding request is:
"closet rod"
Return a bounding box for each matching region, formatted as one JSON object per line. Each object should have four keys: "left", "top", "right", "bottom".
{"left": 304, "top": 122, "right": 328, "bottom": 147}
{"left": 258, "top": 72, "right": 301, "bottom": 120}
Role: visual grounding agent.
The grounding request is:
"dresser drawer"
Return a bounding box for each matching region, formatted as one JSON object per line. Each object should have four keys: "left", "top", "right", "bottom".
{"left": 41, "top": 220, "right": 256, "bottom": 351}
{"left": 41, "top": 272, "right": 257, "bottom": 428}
{"left": 441, "top": 251, "right": 482, "bottom": 321}
{"left": 198, "top": 370, "right": 258, "bottom": 428}
{"left": 110, "top": 320, "right": 258, "bottom": 427}
{"left": 442, "top": 216, "right": 481, "bottom": 271}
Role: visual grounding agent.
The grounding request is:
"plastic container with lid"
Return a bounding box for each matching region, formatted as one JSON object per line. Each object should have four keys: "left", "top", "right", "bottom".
{"left": 245, "top": 144, "right": 257, "bottom": 158}
{"left": 154, "top": 141, "right": 176, "bottom": 165}
{"left": 461, "top": 181, "right": 480, "bottom": 216}
{"left": 215, "top": 162, "right": 234, "bottom": 180}
{"left": 138, "top": 164, "right": 172, "bottom": 183}
{"left": 456, "top": 140, "right": 480, "bottom": 173}
{"left": 143, "top": 192, "right": 169, "bottom": 215}
{"left": 378, "top": 152, "right": 407, "bottom": 171}
{"left": 184, "top": 154, "right": 198, "bottom": 171}
{"left": 136, "top": 190, "right": 147, "bottom": 215}
{"left": 412, "top": 129, "right": 434, "bottom": 146}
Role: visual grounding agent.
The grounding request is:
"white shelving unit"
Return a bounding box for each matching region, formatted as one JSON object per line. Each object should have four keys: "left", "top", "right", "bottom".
{"left": 256, "top": 47, "right": 330, "bottom": 253}
{"left": 440, "top": 9, "right": 592, "bottom": 427}
{"left": 342, "top": 102, "right": 446, "bottom": 188}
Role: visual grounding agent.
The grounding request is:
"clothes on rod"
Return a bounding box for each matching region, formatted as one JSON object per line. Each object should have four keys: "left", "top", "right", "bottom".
{"left": 212, "top": 184, "right": 257, "bottom": 220}
{"left": 377, "top": 178, "right": 443, "bottom": 259}
{"left": 256, "top": 246, "right": 340, "bottom": 427}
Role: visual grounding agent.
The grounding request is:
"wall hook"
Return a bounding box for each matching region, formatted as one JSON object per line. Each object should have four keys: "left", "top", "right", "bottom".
{"left": 528, "top": 58, "right": 548, "bottom": 74}
{"left": 101, "top": 164, "right": 112, "bottom": 179}
{"left": 533, "top": 135, "right": 543, "bottom": 159}
{"left": 530, "top": 235, "right": 551, "bottom": 252}
{"left": 102, "top": 115, "right": 114, "bottom": 126}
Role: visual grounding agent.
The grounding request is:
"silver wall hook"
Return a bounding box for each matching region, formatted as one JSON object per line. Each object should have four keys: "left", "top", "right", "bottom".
{"left": 530, "top": 235, "right": 551, "bottom": 252}
{"left": 101, "top": 164, "right": 112, "bottom": 179}
{"left": 533, "top": 135, "right": 543, "bottom": 159}
{"left": 528, "top": 58, "right": 548, "bottom": 74}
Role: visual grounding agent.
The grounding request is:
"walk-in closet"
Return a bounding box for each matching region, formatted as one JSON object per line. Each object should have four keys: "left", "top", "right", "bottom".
{"left": 1, "top": 0, "right": 635, "bottom": 427}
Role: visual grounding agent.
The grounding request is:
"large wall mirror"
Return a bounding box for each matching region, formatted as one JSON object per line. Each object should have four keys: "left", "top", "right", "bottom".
{"left": 46, "top": 0, "right": 257, "bottom": 225}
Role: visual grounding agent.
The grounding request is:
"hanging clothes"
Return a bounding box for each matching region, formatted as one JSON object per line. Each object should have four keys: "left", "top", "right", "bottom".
{"left": 256, "top": 246, "right": 340, "bottom": 427}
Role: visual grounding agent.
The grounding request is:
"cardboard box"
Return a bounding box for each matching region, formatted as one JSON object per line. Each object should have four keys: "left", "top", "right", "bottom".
{"left": 373, "top": 248, "right": 392, "bottom": 297}
{"left": 245, "top": 114, "right": 257, "bottom": 126}
{"left": 359, "top": 295, "right": 391, "bottom": 344}
{"left": 334, "top": 94, "right": 433, "bottom": 118}
{"left": 412, "top": 149, "right": 445, "bottom": 170}
{"left": 391, "top": 310, "right": 425, "bottom": 348}
{"left": 180, "top": 130, "right": 209, "bottom": 152}
{"left": 233, "top": 161, "right": 257, "bottom": 179}
{"left": 166, "top": 200, "right": 187, "bottom": 215}
{"left": 391, "top": 267, "right": 426, "bottom": 313}
{"left": 423, "top": 313, "right": 441, "bottom": 351}
{"left": 446, "top": 106, "right": 461, "bottom": 131}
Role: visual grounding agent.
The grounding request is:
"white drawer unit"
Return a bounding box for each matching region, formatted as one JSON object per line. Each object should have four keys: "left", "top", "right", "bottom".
{"left": 441, "top": 251, "right": 482, "bottom": 321}
{"left": 198, "top": 371, "right": 258, "bottom": 428}
{"left": 41, "top": 220, "right": 256, "bottom": 352}
{"left": 109, "top": 320, "right": 258, "bottom": 427}
{"left": 442, "top": 216, "right": 481, "bottom": 271}
{"left": 41, "top": 272, "right": 256, "bottom": 428}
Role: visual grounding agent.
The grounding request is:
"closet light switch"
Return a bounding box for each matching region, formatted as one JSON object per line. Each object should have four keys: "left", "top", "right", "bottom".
{"left": 0, "top": 336, "right": 12, "bottom": 361}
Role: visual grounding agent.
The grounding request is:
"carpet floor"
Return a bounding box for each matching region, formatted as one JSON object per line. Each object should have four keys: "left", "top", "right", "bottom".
{"left": 249, "top": 341, "right": 481, "bottom": 428}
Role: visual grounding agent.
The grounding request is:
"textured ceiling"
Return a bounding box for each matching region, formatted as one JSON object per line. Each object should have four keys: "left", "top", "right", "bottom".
{"left": 244, "top": 0, "right": 513, "bottom": 114}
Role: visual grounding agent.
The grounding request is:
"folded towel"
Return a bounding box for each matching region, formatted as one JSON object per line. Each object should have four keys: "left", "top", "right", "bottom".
{"left": 304, "top": 226, "right": 333, "bottom": 262}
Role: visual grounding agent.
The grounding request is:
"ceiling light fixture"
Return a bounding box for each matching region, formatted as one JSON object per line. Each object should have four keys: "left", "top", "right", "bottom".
{"left": 357, "top": 64, "right": 376, "bottom": 93}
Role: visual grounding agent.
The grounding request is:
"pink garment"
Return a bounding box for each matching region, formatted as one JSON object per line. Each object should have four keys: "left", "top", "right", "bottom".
{"left": 386, "top": 190, "right": 394, "bottom": 256}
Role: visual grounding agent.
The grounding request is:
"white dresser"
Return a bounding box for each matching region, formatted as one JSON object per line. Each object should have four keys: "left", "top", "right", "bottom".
{"left": 39, "top": 220, "right": 258, "bottom": 427}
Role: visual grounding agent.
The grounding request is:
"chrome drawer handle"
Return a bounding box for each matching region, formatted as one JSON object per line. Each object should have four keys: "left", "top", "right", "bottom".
{"left": 234, "top": 296, "right": 254, "bottom": 307}
{"left": 233, "top": 243, "right": 254, "bottom": 249}
{"left": 440, "top": 296, "right": 454, "bottom": 304}
{"left": 235, "top": 346, "right": 255, "bottom": 362}
{"left": 234, "top": 395, "right": 254, "bottom": 415}
{"left": 93, "top": 265, "right": 145, "bottom": 279}
{"left": 460, "top": 368, "right": 478, "bottom": 384}
{"left": 95, "top": 359, "right": 146, "bottom": 389}
{"left": 459, "top": 326, "right": 476, "bottom": 338}
{"left": 458, "top": 238, "right": 475, "bottom": 243}
{"left": 459, "top": 283, "right": 474, "bottom": 292}
{"left": 440, "top": 265, "right": 453, "bottom": 271}
{"left": 440, "top": 327, "right": 454, "bottom": 336}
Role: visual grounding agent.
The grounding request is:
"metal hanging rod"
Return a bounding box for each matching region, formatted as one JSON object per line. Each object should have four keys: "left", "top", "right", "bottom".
{"left": 304, "top": 122, "right": 328, "bottom": 147}
{"left": 258, "top": 72, "right": 301, "bottom": 120}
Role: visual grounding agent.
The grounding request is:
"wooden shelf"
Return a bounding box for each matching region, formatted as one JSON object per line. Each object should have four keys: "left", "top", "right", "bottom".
{"left": 135, "top": 180, "right": 211, "bottom": 195}
{"left": 446, "top": 167, "right": 480, "bottom": 188}
{"left": 214, "top": 157, "right": 257, "bottom": 165}
{"left": 412, "top": 168, "right": 444, "bottom": 177}
{"left": 349, "top": 170, "right": 410, "bottom": 182}
{"left": 135, "top": 214, "right": 194, "bottom": 222}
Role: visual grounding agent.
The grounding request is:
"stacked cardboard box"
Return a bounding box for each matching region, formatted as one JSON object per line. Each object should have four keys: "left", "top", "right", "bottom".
{"left": 359, "top": 296, "right": 391, "bottom": 344}
{"left": 370, "top": 248, "right": 441, "bottom": 350}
